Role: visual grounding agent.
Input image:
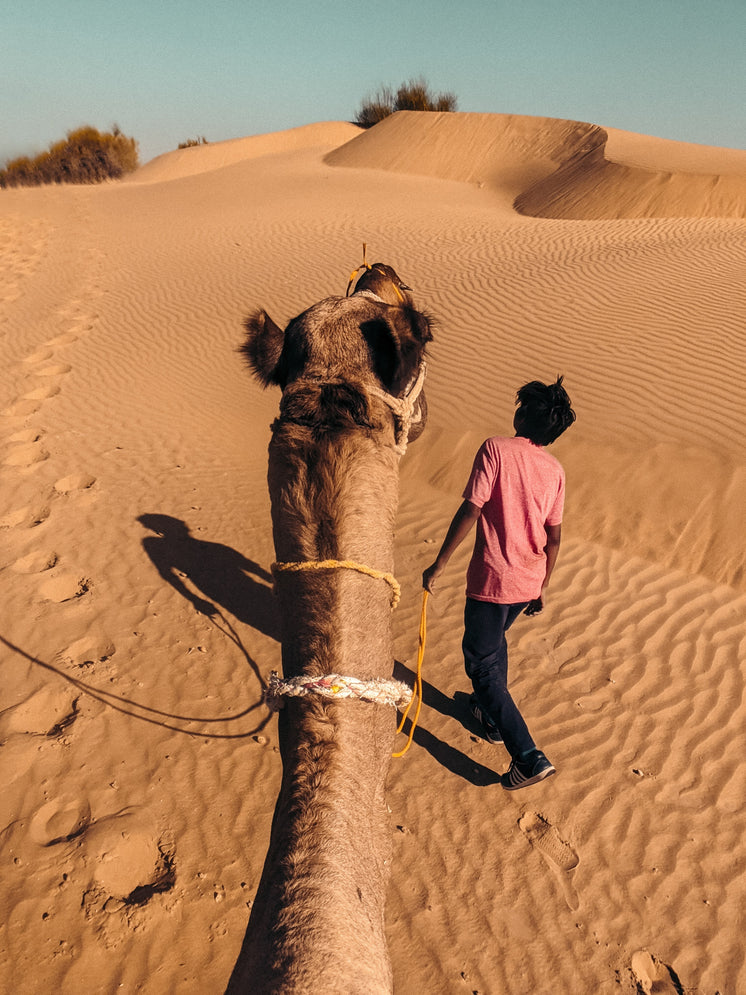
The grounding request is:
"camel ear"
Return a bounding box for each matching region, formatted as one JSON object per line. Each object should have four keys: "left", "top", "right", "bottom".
{"left": 361, "top": 305, "right": 433, "bottom": 394}
{"left": 241, "top": 309, "right": 286, "bottom": 387}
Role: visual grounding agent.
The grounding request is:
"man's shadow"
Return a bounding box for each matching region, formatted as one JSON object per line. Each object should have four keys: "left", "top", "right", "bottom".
{"left": 138, "top": 514, "right": 280, "bottom": 642}
{"left": 393, "top": 660, "right": 501, "bottom": 786}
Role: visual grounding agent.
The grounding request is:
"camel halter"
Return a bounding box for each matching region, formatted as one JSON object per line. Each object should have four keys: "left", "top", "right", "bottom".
{"left": 369, "top": 359, "right": 426, "bottom": 456}
{"left": 345, "top": 242, "right": 406, "bottom": 303}
{"left": 266, "top": 562, "right": 428, "bottom": 757}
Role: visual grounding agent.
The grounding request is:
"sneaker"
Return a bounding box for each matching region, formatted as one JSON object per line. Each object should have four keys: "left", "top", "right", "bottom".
{"left": 500, "top": 750, "right": 556, "bottom": 790}
{"left": 469, "top": 697, "right": 503, "bottom": 745}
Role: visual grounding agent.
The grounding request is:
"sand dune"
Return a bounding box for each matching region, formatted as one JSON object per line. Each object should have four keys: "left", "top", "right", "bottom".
{"left": 327, "top": 110, "right": 746, "bottom": 218}
{"left": 131, "top": 120, "right": 362, "bottom": 183}
{"left": 1, "top": 112, "right": 745, "bottom": 994}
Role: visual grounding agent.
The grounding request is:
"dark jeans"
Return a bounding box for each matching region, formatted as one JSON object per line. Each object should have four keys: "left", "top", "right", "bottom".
{"left": 462, "top": 597, "right": 536, "bottom": 758}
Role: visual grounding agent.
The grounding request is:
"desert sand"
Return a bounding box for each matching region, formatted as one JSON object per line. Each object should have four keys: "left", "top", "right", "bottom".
{"left": 1, "top": 110, "right": 745, "bottom": 994}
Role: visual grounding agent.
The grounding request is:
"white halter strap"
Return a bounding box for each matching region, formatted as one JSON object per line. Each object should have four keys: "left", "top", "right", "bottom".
{"left": 367, "top": 361, "right": 427, "bottom": 456}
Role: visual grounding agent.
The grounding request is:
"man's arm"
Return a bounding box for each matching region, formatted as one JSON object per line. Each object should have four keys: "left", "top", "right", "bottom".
{"left": 422, "top": 499, "right": 481, "bottom": 593}
{"left": 525, "top": 522, "right": 562, "bottom": 616}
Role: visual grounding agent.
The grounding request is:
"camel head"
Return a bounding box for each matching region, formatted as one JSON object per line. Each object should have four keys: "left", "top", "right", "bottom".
{"left": 347, "top": 261, "right": 413, "bottom": 306}
{"left": 241, "top": 266, "right": 433, "bottom": 451}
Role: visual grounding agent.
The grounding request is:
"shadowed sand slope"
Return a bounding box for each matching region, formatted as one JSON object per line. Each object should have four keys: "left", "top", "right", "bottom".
{"left": 327, "top": 111, "right": 746, "bottom": 218}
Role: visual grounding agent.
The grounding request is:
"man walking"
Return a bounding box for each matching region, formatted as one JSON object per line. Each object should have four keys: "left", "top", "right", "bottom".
{"left": 423, "top": 377, "right": 576, "bottom": 790}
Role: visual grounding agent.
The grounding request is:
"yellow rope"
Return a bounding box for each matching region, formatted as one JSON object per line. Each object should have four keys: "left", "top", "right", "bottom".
{"left": 272, "top": 557, "right": 426, "bottom": 758}
{"left": 392, "top": 589, "right": 428, "bottom": 758}
{"left": 272, "top": 558, "right": 401, "bottom": 610}
{"left": 346, "top": 242, "right": 372, "bottom": 296}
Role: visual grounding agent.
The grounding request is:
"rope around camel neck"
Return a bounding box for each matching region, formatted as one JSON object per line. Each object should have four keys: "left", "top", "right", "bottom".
{"left": 268, "top": 558, "right": 428, "bottom": 757}
{"left": 272, "top": 558, "right": 401, "bottom": 609}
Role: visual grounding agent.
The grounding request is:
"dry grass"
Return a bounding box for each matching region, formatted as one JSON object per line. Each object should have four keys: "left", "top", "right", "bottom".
{"left": 0, "top": 125, "right": 139, "bottom": 187}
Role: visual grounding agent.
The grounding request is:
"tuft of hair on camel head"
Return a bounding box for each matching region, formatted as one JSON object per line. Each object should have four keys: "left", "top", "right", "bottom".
{"left": 352, "top": 263, "right": 414, "bottom": 306}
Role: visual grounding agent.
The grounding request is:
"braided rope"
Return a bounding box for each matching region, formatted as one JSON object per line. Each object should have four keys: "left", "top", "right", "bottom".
{"left": 265, "top": 671, "right": 413, "bottom": 711}
{"left": 272, "top": 559, "right": 401, "bottom": 609}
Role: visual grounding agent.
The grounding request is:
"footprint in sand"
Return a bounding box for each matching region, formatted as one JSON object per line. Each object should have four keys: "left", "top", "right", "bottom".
{"left": 0, "top": 504, "right": 51, "bottom": 529}
{"left": 82, "top": 814, "right": 176, "bottom": 907}
{"left": 34, "top": 363, "right": 71, "bottom": 377}
{"left": 11, "top": 549, "right": 58, "bottom": 574}
{"left": 59, "top": 633, "right": 115, "bottom": 669}
{"left": 54, "top": 473, "right": 96, "bottom": 494}
{"left": 23, "top": 383, "right": 61, "bottom": 401}
{"left": 3, "top": 441, "right": 49, "bottom": 467}
{"left": 519, "top": 811, "right": 580, "bottom": 910}
{"left": 0, "top": 685, "right": 79, "bottom": 739}
{"left": 23, "top": 348, "right": 54, "bottom": 365}
{"left": 7, "top": 428, "right": 43, "bottom": 444}
{"left": 30, "top": 797, "right": 92, "bottom": 846}
{"left": 630, "top": 949, "right": 684, "bottom": 994}
{"left": 38, "top": 573, "right": 90, "bottom": 603}
{"left": 2, "top": 398, "right": 42, "bottom": 418}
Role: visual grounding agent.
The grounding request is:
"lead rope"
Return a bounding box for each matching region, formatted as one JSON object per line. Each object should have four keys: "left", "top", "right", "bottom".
{"left": 393, "top": 589, "right": 428, "bottom": 758}
{"left": 346, "top": 242, "right": 405, "bottom": 303}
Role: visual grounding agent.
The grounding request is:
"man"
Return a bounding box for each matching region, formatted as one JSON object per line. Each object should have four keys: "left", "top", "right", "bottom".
{"left": 422, "top": 377, "right": 576, "bottom": 790}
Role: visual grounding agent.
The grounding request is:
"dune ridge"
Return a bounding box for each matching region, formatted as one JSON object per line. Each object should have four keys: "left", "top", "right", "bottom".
{"left": 326, "top": 110, "right": 746, "bottom": 218}
{"left": 1, "top": 111, "right": 745, "bottom": 994}
{"left": 131, "top": 120, "right": 362, "bottom": 184}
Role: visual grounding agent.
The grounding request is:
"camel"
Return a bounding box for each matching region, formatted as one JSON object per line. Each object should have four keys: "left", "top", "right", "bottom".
{"left": 226, "top": 262, "right": 433, "bottom": 994}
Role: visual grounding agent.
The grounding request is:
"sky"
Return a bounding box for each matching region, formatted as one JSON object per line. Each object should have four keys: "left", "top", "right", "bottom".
{"left": 1, "top": 0, "right": 744, "bottom": 166}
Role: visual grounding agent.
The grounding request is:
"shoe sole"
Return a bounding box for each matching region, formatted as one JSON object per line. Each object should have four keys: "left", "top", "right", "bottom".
{"left": 501, "top": 765, "right": 556, "bottom": 791}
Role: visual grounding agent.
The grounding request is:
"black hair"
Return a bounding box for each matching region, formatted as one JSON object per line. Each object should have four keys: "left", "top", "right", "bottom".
{"left": 515, "top": 376, "right": 576, "bottom": 446}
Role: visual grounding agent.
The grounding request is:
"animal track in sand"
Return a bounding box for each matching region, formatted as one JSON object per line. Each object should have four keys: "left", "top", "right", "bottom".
{"left": 2, "top": 398, "right": 41, "bottom": 417}
{"left": 7, "top": 428, "right": 43, "bottom": 444}
{"left": 3, "top": 441, "right": 49, "bottom": 467}
{"left": 0, "top": 685, "right": 79, "bottom": 739}
{"left": 35, "top": 363, "right": 71, "bottom": 377}
{"left": 59, "top": 633, "right": 115, "bottom": 669}
{"left": 11, "top": 549, "right": 59, "bottom": 574}
{"left": 54, "top": 473, "right": 96, "bottom": 493}
{"left": 519, "top": 811, "right": 580, "bottom": 910}
{"left": 29, "top": 797, "right": 92, "bottom": 846}
{"left": 45, "top": 330, "right": 83, "bottom": 347}
{"left": 23, "top": 348, "right": 54, "bottom": 365}
{"left": 23, "top": 383, "right": 61, "bottom": 401}
{"left": 82, "top": 814, "right": 176, "bottom": 907}
{"left": 0, "top": 504, "right": 51, "bottom": 529}
{"left": 38, "top": 573, "right": 90, "bottom": 603}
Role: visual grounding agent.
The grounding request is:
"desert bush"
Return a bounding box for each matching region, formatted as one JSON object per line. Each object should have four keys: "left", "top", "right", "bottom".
{"left": 354, "top": 77, "right": 457, "bottom": 128}
{"left": 0, "top": 125, "right": 139, "bottom": 188}
{"left": 178, "top": 136, "right": 209, "bottom": 149}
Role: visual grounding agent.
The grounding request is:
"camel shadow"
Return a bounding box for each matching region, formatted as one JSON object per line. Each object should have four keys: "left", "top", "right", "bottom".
{"left": 138, "top": 514, "right": 280, "bottom": 642}
{"left": 1, "top": 634, "right": 271, "bottom": 740}
{"left": 393, "top": 661, "right": 501, "bottom": 787}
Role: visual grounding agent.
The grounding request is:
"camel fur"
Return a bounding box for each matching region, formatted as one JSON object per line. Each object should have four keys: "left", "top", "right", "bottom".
{"left": 226, "top": 265, "right": 432, "bottom": 994}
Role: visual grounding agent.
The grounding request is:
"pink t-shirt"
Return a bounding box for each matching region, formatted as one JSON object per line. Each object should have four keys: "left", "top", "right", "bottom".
{"left": 462, "top": 436, "right": 565, "bottom": 604}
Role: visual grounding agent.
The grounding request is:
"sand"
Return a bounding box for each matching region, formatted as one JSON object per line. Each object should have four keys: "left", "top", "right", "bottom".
{"left": 1, "top": 110, "right": 745, "bottom": 994}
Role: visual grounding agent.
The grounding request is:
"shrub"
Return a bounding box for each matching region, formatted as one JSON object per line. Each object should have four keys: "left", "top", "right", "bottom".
{"left": 354, "top": 77, "right": 457, "bottom": 128}
{"left": 0, "top": 125, "right": 139, "bottom": 188}
{"left": 178, "top": 136, "right": 209, "bottom": 149}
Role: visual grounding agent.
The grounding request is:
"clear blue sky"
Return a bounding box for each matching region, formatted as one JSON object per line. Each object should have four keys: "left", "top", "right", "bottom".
{"left": 2, "top": 0, "right": 744, "bottom": 166}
